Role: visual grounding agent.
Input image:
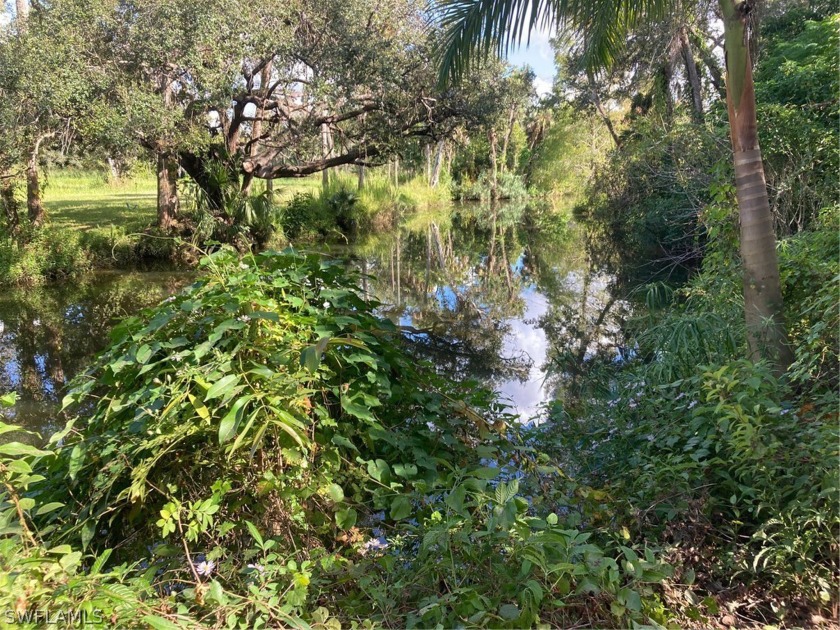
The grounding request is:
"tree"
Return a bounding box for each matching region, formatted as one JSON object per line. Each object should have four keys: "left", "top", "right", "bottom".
{"left": 0, "top": 0, "right": 94, "bottom": 229}
{"left": 41, "top": 0, "right": 469, "bottom": 227}
{"left": 436, "top": 0, "right": 794, "bottom": 372}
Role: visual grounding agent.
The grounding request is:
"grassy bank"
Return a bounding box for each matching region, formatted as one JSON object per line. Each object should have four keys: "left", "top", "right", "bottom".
{"left": 1, "top": 168, "right": 459, "bottom": 285}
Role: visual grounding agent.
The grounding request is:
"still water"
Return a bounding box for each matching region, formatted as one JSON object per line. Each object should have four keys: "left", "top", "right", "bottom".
{"left": 0, "top": 201, "right": 625, "bottom": 438}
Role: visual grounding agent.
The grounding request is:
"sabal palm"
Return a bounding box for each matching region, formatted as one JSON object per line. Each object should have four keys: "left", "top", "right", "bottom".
{"left": 436, "top": 0, "right": 793, "bottom": 373}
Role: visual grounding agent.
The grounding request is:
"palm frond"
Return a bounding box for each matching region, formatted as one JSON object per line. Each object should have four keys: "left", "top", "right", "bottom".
{"left": 434, "top": 0, "right": 669, "bottom": 86}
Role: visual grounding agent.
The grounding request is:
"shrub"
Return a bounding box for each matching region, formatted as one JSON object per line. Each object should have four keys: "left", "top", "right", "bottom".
{"left": 542, "top": 214, "right": 840, "bottom": 624}
{"left": 454, "top": 171, "right": 529, "bottom": 201}
{"left": 21, "top": 248, "right": 670, "bottom": 627}
{"left": 0, "top": 226, "right": 91, "bottom": 286}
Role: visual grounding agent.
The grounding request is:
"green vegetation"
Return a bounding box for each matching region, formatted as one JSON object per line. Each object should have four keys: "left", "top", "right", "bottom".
{"left": 3, "top": 251, "right": 672, "bottom": 628}
{"left": 0, "top": 0, "right": 836, "bottom": 627}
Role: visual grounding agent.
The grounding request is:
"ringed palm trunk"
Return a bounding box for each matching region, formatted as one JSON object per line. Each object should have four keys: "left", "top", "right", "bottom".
{"left": 720, "top": 0, "right": 793, "bottom": 373}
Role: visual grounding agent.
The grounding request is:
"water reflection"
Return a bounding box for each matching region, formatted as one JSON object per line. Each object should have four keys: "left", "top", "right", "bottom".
{"left": 0, "top": 272, "right": 192, "bottom": 437}
{"left": 343, "top": 200, "right": 627, "bottom": 421}
{"left": 0, "top": 200, "right": 628, "bottom": 437}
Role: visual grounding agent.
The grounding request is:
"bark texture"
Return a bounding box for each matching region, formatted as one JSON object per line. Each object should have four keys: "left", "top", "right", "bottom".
{"left": 156, "top": 153, "right": 179, "bottom": 230}
{"left": 679, "top": 26, "right": 704, "bottom": 122}
{"left": 720, "top": 0, "right": 793, "bottom": 372}
{"left": 429, "top": 140, "right": 445, "bottom": 188}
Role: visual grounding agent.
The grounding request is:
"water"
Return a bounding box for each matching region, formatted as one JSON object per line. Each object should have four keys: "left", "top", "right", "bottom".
{"left": 0, "top": 271, "right": 194, "bottom": 438}
{"left": 0, "top": 201, "right": 625, "bottom": 438}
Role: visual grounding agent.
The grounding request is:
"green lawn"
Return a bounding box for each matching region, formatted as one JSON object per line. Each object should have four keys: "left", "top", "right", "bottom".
{"left": 43, "top": 169, "right": 324, "bottom": 232}
{"left": 44, "top": 171, "right": 157, "bottom": 232}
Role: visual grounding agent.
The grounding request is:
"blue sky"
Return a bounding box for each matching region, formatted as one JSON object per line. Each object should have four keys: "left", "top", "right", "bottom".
{"left": 506, "top": 24, "right": 557, "bottom": 96}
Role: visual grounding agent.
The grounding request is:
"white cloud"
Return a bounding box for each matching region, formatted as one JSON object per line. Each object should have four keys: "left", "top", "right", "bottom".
{"left": 533, "top": 76, "right": 553, "bottom": 96}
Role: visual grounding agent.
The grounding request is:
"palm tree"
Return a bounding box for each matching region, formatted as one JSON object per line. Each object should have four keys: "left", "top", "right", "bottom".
{"left": 436, "top": 0, "right": 793, "bottom": 373}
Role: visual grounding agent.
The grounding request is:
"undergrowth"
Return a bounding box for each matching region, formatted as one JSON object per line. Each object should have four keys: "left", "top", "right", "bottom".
{"left": 0, "top": 248, "right": 673, "bottom": 628}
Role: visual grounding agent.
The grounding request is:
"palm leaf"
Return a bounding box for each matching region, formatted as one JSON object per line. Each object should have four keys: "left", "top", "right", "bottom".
{"left": 434, "top": 0, "right": 669, "bottom": 85}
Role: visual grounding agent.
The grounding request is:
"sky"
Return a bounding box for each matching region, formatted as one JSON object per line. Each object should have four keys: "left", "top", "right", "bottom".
{"left": 506, "top": 24, "right": 557, "bottom": 96}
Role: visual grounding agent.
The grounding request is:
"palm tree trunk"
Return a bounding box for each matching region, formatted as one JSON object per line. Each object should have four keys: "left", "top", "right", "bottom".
{"left": 720, "top": 0, "right": 792, "bottom": 373}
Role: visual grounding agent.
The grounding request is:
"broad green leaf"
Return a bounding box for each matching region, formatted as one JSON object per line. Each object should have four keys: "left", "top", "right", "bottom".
{"left": 6, "top": 459, "right": 32, "bottom": 474}
{"left": 143, "top": 615, "right": 182, "bottom": 630}
{"left": 468, "top": 466, "right": 500, "bottom": 480}
{"left": 393, "top": 463, "right": 418, "bottom": 479}
{"left": 499, "top": 604, "right": 520, "bottom": 620}
{"left": 336, "top": 508, "right": 357, "bottom": 530}
{"left": 205, "top": 375, "right": 240, "bottom": 401}
{"left": 35, "top": 502, "right": 64, "bottom": 516}
{"left": 244, "top": 520, "right": 264, "bottom": 546}
{"left": 207, "top": 579, "right": 228, "bottom": 605}
{"left": 445, "top": 484, "right": 467, "bottom": 514}
{"left": 0, "top": 442, "right": 51, "bottom": 457}
{"left": 327, "top": 483, "right": 345, "bottom": 503}
{"left": 136, "top": 344, "right": 152, "bottom": 364}
{"left": 367, "top": 459, "right": 391, "bottom": 484}
{"left": 301, "top": 337, "right": 330, "bottom": 373}
{"left": 48, "top": 545, "right": 73, "bottom": 554}
{"left": 390, "top": 496, "right": 412, "bottom": 520}
{"left": 188, "top": 394, "right": 211, "bottom": 421}
{"left": 219, "top": 395, "right": 254, "bottom": 444}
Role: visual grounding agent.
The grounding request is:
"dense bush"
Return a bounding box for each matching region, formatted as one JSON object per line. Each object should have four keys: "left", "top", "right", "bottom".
{"left": 755, "top": 14, "right": 839, "bottom": 234}
{"left": 280, "top": 175, "right": 450, "bottom": 242}
{"left": 453, "top": 171, "right": 529, "bottom": 202}
{"left": 542, "top": 213, "right": 840, "bottom": 625}
{"left": 0, "top": 226, "right": 91, "bottom": 286}
{"left": 1, "top": 248, "right": 671, "bottom": 628}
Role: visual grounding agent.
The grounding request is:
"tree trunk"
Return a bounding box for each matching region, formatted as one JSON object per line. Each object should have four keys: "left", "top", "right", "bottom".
{"left": 488, "top": 128, "right": 499, "bottom": 200}
{"left": 156, "top": 153, "right": 179, "bottom": 230}
{"left": 107, "top": 157, "right": 121, "bottom": 182}
{"left": 15, "top": 0, "right": 28, "bottom": 23}
{"left": 242, "top": 62, "right": 273, "bottom": 196}
{"left": 500, "top": 105, "right": 517, "bottom": 172}
{"left": 26, "top": 151, "right": 45, "bottom": 227}
{"left": 321, "top": 109, "right": 333, "bottom": 189}
{"left": 587, "top": 70, "right": 621, "bottom": 148}
{"left": 691, "top": 29, "right": 726, "bottom": 100}
{"left": 679, "top": 26, "right": 704, "bottom": 122}
{"left": 357, "top": 164, "right": 366, "bottom": 190}
{"left": 429, "top": 140, "right": 445, "bottom": 188}
{"left": 1, "top": 177, "right": 19, "bottom": 232}
{"left": 720, "top": 0, "right": 792, "bottom": 373}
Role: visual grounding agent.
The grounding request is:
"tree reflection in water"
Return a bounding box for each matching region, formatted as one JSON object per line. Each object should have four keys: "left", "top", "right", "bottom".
{"left": 0, "top": 201, "right": 632, "bottom": 437}
{"left": 0, "top": 272, "right": 192, "bottom": 438}
{"left": 344, "top": 199, "right": 629, "bottom": 421}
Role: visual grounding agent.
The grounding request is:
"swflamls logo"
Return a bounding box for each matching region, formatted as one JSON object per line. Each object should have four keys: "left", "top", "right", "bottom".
{"left": 3, "top": 609, "right": 104, "bottom": 625}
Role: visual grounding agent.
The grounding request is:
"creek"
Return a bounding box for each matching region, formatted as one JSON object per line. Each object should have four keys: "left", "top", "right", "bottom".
{"left": 0, "top": 200, "right": 625, "bottom": 438}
